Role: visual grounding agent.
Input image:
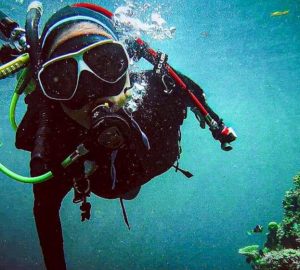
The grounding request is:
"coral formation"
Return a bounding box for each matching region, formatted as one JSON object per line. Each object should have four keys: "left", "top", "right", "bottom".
{"left": 239, "top": 173, "right": 300, "bottom": 270}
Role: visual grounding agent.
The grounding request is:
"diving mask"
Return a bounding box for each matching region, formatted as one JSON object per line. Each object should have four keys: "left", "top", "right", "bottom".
{"left": 38, "top": 39, "right": 130, "bottom": 100}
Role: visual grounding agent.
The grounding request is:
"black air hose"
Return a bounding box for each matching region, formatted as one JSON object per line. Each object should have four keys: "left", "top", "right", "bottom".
{"left": 25, "top": 2, "right": 52, "bottom": 172}
{"left": 30, "top": 99, "right": 53, "bottom": 171}
{"left": 25, "top": 1, "right": 43, "bottom": 77}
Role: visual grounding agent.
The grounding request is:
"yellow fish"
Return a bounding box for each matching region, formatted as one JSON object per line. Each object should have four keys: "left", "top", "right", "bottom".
{"left": 271, "top": 10, "right": 289, "bottom": 17}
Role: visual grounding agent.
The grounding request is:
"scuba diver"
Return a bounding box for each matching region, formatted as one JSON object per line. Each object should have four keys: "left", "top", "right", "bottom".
{"left": 0, "top": 2, "right": 237, "bottom": 269}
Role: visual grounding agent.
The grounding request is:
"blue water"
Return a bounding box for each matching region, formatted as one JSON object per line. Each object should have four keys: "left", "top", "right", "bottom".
{"left": 0, "top": 0, "right": 299, "bottom": 269}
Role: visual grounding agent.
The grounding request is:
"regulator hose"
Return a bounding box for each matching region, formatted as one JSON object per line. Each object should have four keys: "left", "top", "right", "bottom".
{"left": 30, "top": 100, "right": 53, "bottom": 172}
{"left": 25, "top": 1, "right": 43, "bottom": 76}
{"left": 25, "top": 1, "right": 52, "bottom": 174}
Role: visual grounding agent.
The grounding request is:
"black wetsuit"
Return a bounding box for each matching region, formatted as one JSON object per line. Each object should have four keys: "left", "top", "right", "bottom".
{"left": 16, "top": 70, "right": 220, "bottom": 270}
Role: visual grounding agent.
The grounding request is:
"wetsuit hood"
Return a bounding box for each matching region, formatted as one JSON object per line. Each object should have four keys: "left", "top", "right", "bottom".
{"left": 40, "top": 5, "right": 119, "bottom": 62}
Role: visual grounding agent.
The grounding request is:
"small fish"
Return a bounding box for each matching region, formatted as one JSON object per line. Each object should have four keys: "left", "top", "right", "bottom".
{"left": 247, "top": 225, "right": 263, "bottom": 235}
{"left": 271, "top": 10, "right": 289, "bottom": 17}
{"left": 254, "top": 225, "right": 263, "bottom": 233}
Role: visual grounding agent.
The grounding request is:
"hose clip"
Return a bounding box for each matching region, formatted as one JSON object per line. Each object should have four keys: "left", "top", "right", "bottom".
{"left": 70, "top": 144, "right": 89, "bottom": 161}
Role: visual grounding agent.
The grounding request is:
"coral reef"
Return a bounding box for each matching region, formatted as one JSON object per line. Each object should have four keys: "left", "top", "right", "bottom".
{"left": 239, "top": 173, "right": 300, "bottom": 270}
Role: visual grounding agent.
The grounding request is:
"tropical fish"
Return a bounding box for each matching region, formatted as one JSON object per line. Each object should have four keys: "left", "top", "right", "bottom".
{"left": 247, "top": 225, "right": 263, "bottom": 235}
{"left": 271, "top": 10, "right": 289, "bottom": 17}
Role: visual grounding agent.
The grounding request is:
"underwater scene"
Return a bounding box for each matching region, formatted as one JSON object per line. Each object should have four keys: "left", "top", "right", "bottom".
{"left": 0, "top": 0, "right": 299, "bottom": 269}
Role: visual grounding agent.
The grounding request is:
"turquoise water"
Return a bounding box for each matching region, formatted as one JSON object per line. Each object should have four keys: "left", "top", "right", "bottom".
{"left": 0, "top": 0, "right": 299, "bottom": 269}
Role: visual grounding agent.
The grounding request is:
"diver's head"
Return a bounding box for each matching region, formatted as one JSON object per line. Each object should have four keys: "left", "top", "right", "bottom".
{"left": 38, "top": 6, "right": 130, "bottom": 110}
